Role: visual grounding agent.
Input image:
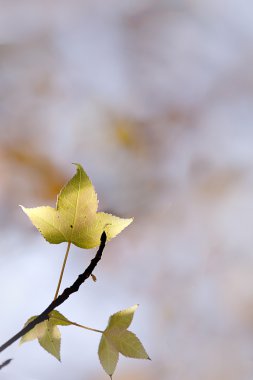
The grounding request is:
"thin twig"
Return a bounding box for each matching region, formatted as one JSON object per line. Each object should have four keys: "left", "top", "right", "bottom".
{"left": 0, "top": 232, "right": 106, "bottom": 356}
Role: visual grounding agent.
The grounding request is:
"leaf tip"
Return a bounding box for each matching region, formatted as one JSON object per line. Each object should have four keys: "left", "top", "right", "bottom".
{"left": 127, "top": 217, "right": 134, "bottom": 229}
{"left": 71, "top": 162, "right": 82, "bottom": 170}
{"left": 128, "top": 217, "right": 134, "bottom": 225}
{"left": 131, "top": 304, "right": 139, "bottom": 312}
{"left": 19, "top": 205, "right": 31, "bottom": 217}
{"left": 53, "top": 348, "right": 61, "bottom": 363}
{"left": 71, "top": 162, "right": 85, "bottom": 177}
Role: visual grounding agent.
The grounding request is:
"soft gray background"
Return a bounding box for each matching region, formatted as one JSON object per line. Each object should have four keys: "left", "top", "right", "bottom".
{"left": 1, "top": 1, "right": 253, "bottom": 379}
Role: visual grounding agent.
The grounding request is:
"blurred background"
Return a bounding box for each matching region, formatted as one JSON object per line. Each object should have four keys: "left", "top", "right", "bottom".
{"left": 1, "top": 0, "right": 253, "bottom": 379}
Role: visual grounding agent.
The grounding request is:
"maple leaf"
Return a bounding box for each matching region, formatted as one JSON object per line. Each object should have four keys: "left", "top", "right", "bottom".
{"left": 20, "top": 310, "right": 72, "bottom": 361}
{"left": 21, "top": 164, "right": 133, "bottom": 249}
{"left": 98, "top": 305, "right": 150, "bottom": 378}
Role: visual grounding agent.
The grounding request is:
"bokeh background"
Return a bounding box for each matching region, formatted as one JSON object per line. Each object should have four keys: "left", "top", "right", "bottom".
{"left": 1, "top": 1, "right": 253, "bottom": 379}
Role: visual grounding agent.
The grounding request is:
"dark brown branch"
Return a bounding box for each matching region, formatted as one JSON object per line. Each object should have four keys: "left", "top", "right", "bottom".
{"left": 0, "top": 232, "right": 106, "bottom": 355}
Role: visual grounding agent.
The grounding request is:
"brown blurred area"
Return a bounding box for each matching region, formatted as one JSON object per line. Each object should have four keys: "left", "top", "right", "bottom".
{"left": 1, "top": 1, "right": 253, "bottom": 380}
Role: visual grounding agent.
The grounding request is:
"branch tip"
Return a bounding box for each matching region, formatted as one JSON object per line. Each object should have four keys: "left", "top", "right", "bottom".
{"left": 0, "top": 358, "right": 12, "bottom": 370}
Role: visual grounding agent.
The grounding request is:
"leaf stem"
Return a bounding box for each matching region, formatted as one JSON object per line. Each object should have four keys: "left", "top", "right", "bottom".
{"left": 69, "top": 321, "right": 103, "bottom": 334}
{"left": 50, "top": 316, "right": 103, "bottom": 334}
{"left": 54, "top": 242, "right": 71, "bottom": 300}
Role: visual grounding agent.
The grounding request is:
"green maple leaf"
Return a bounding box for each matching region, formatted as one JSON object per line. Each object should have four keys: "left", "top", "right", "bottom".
{"left": 21, "top": 163, "right": 133, "bottom": 249}
{"left": 98, "top": 305, "right": 150, "bottom": 378}
{"left": 20, "top": 310, "right": 72, "bottom": 361}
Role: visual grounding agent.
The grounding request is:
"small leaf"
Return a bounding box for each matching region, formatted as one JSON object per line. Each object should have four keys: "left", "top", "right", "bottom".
{"left": 20, "top": 310, "right": 72, "bottom": 361}
{"left": 49, "top": 310, "right": 72, "bottom": 326}
{"left": 107, "top": 304, "right": 138, "bottom": 330}
{"left": 20, "top": 317, "right": 47, "bottom": 344}
{"left": 113, "top": 330, "right": 149, "bottom": 359}
{"left": 98, "top": 305, "right": 149, "bottom": 378}
{"left": 38, "top": 321, "right": 61, "bottom": 361}
{"left": 21, "top": 163, "right": 133, "bottom": 249}
{"left": 98, "top": 335, "right": 119, "bottom": 377}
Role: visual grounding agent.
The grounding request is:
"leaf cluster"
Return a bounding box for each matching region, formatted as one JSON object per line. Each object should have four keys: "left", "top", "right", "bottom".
{"left": 2, "top": 164, "right": 149, "bottom": 378}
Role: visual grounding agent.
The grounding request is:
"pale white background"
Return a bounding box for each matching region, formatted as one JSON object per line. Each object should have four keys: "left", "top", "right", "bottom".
{"left": 1, "top": 1, "right": 253, "bottom": 379}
